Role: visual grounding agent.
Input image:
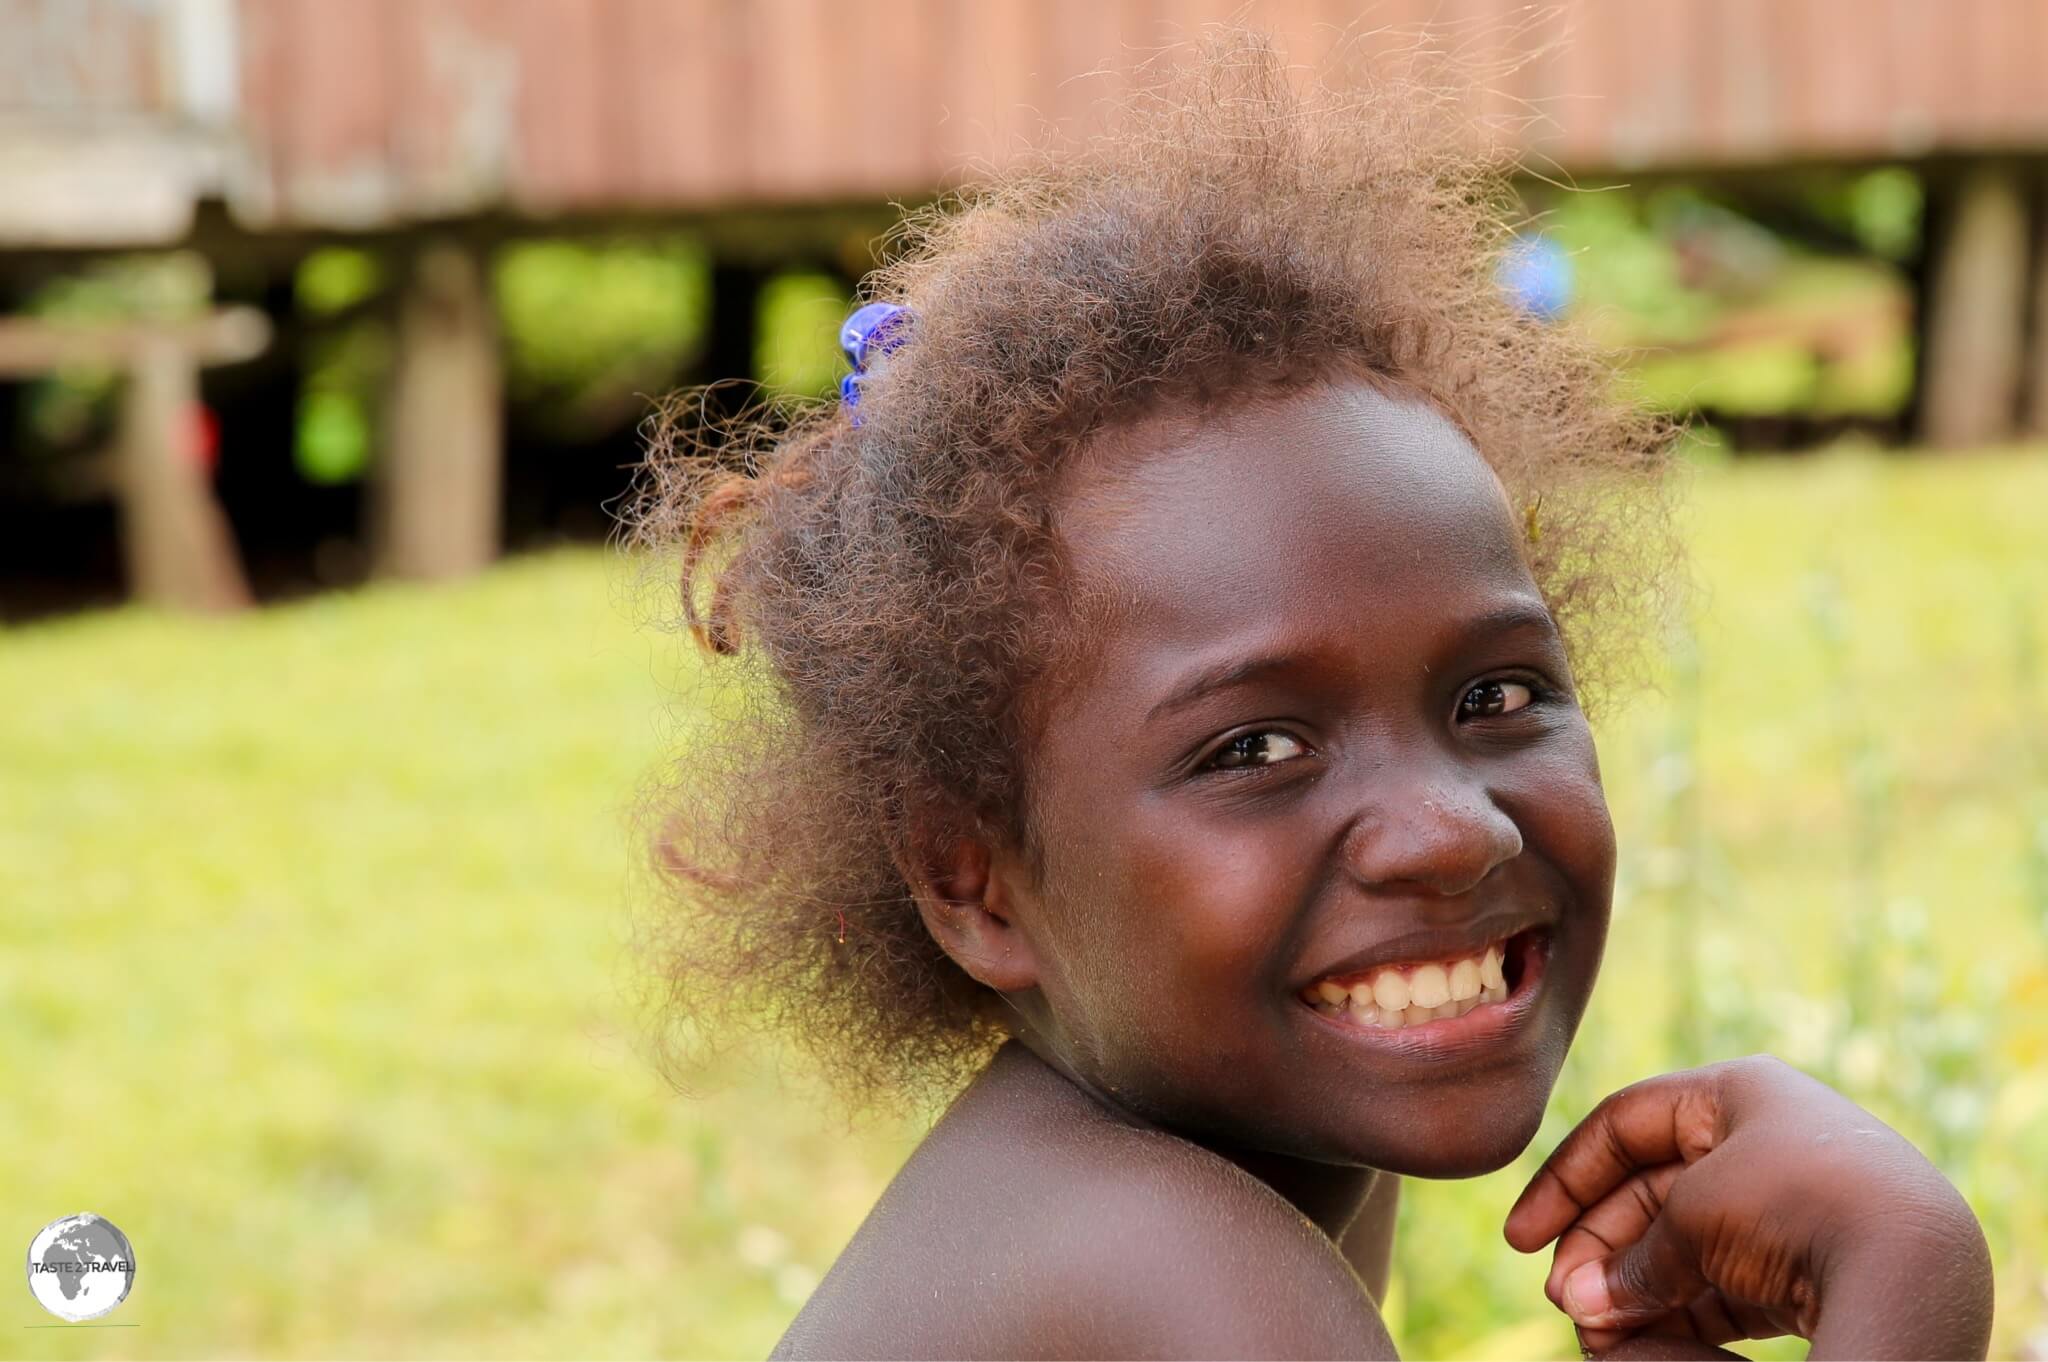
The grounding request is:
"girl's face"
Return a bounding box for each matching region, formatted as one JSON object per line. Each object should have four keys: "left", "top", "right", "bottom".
{"left": 1000, "top": 377, "right": 1615, "bottom": 1177}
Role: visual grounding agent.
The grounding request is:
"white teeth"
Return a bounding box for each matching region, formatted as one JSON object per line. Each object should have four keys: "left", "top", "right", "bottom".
{"left": 1305, "top": 935, "right": 1526, "bottom": 1031}
{"left": 1449, "top": 957, "right": 1481, "bottom": 1001}
{"left": 1372, "top": 971, "right": 1411, "bottom": 1013}
{"left": 1409, "top": 963, "right": 1449, "bottom": 1009}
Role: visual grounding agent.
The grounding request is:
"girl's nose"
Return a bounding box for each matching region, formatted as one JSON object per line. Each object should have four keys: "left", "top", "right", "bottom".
{"left": 1336, "top": 775, "right": 1524, "bottom": 898}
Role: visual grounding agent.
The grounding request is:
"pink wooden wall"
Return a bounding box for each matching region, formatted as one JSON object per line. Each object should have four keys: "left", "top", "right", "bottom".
{"left": 7, "top": 0, "right": 2048, "bottom": 238}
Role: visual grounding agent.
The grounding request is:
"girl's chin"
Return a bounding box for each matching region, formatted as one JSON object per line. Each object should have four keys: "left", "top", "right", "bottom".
{"left": 1264, "top": 1088, "right": 1555, "bottom": 1177}
{"left": 1367, "top": 1124, "right": 1544, "bottom": 1179}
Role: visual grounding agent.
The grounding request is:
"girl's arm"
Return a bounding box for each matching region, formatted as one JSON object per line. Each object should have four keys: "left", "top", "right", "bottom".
{"left": 1505, "top": 1056, "right": 1993, "bottom": 1360}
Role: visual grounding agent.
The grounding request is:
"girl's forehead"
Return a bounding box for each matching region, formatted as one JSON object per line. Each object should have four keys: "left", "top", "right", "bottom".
{"left": 1027, "top": 378, "right": 1559, "bottom": 801}
{"left": 1056, "top": 379, "right": 1527, "bottom": 608}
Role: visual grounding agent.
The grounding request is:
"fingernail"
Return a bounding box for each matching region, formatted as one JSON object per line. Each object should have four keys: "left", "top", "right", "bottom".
{"left": 1563, "top": 1262, "right": 1613, "bottom": 1325}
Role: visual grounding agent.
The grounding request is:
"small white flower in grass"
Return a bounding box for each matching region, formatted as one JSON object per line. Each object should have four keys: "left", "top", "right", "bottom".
{"left": 1651, "top": 752, "right": 1693, "bottom": 798}
{"left": 1838, "top": 1032, "right": 1886, "bottom": 1090}
{"left": 1884, "top": 897, "right": 1927, "bottom": 944}
{"left": 774, "top": 1262, "right": 821, "bottom": 1306}
{"left": 1776, "top": 994, "right": 1837, "bottom": 1069}
{"left": 1932, "top": 1086, "right": 1986, "bottom": 1138}
{"left": 736, "top": 1224, "right": 788, "bottom": 1269}
{"left": 1645, "top": 846, "right": 1688, "bottom": 889}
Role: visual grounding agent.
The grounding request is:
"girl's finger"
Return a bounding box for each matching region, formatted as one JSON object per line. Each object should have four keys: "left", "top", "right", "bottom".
{"left": 1543, "top": 1162, "right": 1686, "bottom": 1308}
{"left": 1505, "top": 1072, "right": 1723, "bottom": 1252}
{"left": 1556, "top": 1180, "right": 1718, "bottom": 1334}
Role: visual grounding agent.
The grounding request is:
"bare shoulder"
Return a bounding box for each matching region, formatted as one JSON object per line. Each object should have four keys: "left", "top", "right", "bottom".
{"left": 774, "top": 1057, "right": 1393, "bottom": 1360}
{"left": 1024, "top": 1121, "right": 1398, "bottom": 1360}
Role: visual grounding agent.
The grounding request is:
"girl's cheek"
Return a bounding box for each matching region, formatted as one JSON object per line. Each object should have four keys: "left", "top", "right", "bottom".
{"left": 1057, "top": 801, "right": 1312, "bottom": 983}
{"left": 1498, "top": 741, "right": 1616, "bottom": 895}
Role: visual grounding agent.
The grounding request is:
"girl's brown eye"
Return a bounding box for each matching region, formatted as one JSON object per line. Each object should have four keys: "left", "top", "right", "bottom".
{"left": 1459, "top": 680, "right": 1534, "bottom": 720}
{"left": 1206, "top": 730, "right": 1308, "bottom": 771}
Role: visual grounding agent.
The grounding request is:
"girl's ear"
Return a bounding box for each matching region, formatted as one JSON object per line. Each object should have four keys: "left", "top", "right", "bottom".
{"left": 894, "top": 814, "right": 1040, "bottom": 995}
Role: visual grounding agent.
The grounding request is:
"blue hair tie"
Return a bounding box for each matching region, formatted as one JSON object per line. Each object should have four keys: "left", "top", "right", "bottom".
{"left": 837, "top": 302, "right": 912, "bottom": 424}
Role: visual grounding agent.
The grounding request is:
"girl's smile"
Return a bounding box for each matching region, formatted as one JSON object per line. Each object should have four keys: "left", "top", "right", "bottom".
{"left": 969, "top": 373, "right": 1616, "bottom": 1186}
{"left": 1298, "top": 924, "right": 1551, "bottom": 1051}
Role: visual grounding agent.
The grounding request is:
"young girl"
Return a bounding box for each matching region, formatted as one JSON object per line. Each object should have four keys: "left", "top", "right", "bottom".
{"left": 633, "top": 37, "right": 1992, "bottom": 1360}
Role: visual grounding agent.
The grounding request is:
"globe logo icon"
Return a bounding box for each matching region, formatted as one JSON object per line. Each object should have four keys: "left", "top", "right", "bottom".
{"left": 25, "top": 1214, "right": 136, "bottom": 1322}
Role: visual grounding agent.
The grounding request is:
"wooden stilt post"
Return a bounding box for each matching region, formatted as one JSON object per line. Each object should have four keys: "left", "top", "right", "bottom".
{"left": 2025, "top": 174, "right": 2048, "bottom": 440}
{"left": 372, "top": 241, "right": 503, "bottom": 581}
{"left": 1920, "top": 166, "right": 2028, "bottom": 449}
{"left": 0, "top": 308, "right": 266, "bottom": 611}
{"left": 117, "top": 336, "right": 253, "bottom": 610}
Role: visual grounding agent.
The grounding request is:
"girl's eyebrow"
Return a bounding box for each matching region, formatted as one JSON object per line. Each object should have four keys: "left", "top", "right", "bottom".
{"left": 1458, "top": 598, "right": 1563, "bottom": 644}
{"left": 1144, "top": 597, "right": 1560, "bottom": 724}
{"left": 1147, "top": 651, "right": 1306, "bottom": 723}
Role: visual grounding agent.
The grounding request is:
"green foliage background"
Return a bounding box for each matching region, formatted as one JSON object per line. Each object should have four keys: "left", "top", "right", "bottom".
{"left": 3, "top": 448, "right": 2045, "bottom": 1359}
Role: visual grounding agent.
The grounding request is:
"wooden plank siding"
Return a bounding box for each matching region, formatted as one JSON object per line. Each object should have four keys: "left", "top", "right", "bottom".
{"left": 224, "top": 0, "right": 2048, "bottom": 229}
{"left": 7, "top": 0, "right": 2048, "bottom": 240}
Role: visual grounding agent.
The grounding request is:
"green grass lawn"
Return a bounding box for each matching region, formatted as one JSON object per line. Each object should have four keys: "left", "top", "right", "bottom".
{"left": 4, "top": 446, "right": 2046, "bottom": 1359}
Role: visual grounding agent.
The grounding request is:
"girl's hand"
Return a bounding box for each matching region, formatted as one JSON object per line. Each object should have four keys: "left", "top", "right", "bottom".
{"left": 1503, "top": 1056, "right": 1993, "bottom": 1360}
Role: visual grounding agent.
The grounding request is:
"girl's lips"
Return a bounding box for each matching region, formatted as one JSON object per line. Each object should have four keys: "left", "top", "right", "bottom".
{"left": 1295, "top": 929, "right": 1551, "bottom": 1061}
